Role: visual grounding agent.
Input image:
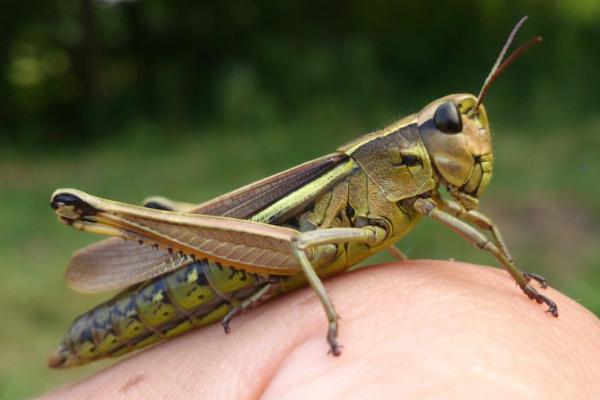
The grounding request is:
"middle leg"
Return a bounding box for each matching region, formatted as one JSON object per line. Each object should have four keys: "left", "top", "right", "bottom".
{"left": 291, "top": 226, "right": 387, "bottom": 355}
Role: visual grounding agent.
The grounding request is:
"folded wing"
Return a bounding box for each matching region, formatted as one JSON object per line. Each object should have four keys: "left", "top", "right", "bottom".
{"left": 62, "top": 153, "right": 351, "bottom": 293}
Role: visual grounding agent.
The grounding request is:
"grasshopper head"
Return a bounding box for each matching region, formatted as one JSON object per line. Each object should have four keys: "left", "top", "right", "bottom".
{"left": 416, "top": 16, "right": 541, "bottom": 210}
{"left": 417, "top": 94, "right": 492, "bottom": 210}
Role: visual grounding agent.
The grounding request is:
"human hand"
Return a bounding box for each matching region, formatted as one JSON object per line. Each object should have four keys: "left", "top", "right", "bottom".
{"left": 41, "top": 261, "right": 600, "bottom": 399}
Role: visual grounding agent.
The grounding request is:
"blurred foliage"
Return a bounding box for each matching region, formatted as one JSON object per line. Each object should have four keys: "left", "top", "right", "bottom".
{"left": 1, "top": 0, "right": 600, "bottom": 146}
{"left": 1, "top": 1, "right": 599, "bottom": 399}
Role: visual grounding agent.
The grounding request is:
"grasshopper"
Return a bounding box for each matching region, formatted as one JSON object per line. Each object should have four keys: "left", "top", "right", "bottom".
{"left": 49, "top": 17, "right": 557, "bottom": 368}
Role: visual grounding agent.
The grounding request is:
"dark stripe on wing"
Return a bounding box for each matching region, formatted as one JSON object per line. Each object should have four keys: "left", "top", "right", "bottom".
{"left": 192, "top": 152, "right": 348, "bottom": 218}
{"left": 65, "top": 152, "right": 349, "bottom": 292}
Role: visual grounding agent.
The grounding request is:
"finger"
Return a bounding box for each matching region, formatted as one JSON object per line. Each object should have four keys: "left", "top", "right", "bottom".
{"left": 41, "top": 261, "right": 600, "bottom": 399}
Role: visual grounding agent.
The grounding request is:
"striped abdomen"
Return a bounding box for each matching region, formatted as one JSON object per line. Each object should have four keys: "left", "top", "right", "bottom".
{"left": 49, "top": 260, "right": 273, "bottom": 368}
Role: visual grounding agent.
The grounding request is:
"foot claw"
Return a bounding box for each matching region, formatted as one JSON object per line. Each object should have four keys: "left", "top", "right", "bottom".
{"left": 522, "top": 284, "right": 559, "bottom": 317}
{"left": 328, "top": 344, "right": 343, "bottom": 356}
{"left": 524, "top": 272, "right": 549, "bottom": 289}
{"left": 545, "top": 301, "right": 559, "bottom": 317}
{"left": 222, "top": 321, "right": 231, "bottom": 334}
{"left": 327, "top": 321, "right": 342, "bottom": 356}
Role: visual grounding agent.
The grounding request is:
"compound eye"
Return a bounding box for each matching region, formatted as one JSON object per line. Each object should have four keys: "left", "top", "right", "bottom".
{"left": 434, "top": 101, "right": 463, "bottom": 134}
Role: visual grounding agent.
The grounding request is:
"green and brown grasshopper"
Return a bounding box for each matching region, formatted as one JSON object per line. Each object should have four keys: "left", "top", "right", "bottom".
{"left": 49, "top": 17, "right": 557, "bottom": 368}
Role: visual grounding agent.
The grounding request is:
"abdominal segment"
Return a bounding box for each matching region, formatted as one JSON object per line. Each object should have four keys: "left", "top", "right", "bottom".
{"left": 49, "top": 260, "right": 273, "bottom": 368}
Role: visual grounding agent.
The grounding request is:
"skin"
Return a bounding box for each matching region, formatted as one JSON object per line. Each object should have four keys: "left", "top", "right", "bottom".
{"left": 41, "top": 261, "right": 600, "bottom": 399}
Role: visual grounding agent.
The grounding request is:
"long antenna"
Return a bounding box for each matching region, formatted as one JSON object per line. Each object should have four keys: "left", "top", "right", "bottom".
{"left": 476, "top": 16, "right": 542, "bottom": 108}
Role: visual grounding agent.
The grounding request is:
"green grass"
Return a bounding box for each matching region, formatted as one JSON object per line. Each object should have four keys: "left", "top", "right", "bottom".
{"left": 1, "top": 117, "right": 599, "bottom": 399}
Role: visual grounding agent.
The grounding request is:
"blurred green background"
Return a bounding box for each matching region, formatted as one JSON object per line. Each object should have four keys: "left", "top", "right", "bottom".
{"left": 1, "top": 1, "right": 599, "bottom": 398}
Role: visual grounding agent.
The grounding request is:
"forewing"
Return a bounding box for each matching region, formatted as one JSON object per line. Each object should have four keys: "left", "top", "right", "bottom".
{"left": 65, "top": 238, "right": 188, "bottom": 293}
{"left": 192, "top": 152, "right": 349, "bottom": 218}
{"left": 62, "top": 153, "right": 350, "bottom": 293}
